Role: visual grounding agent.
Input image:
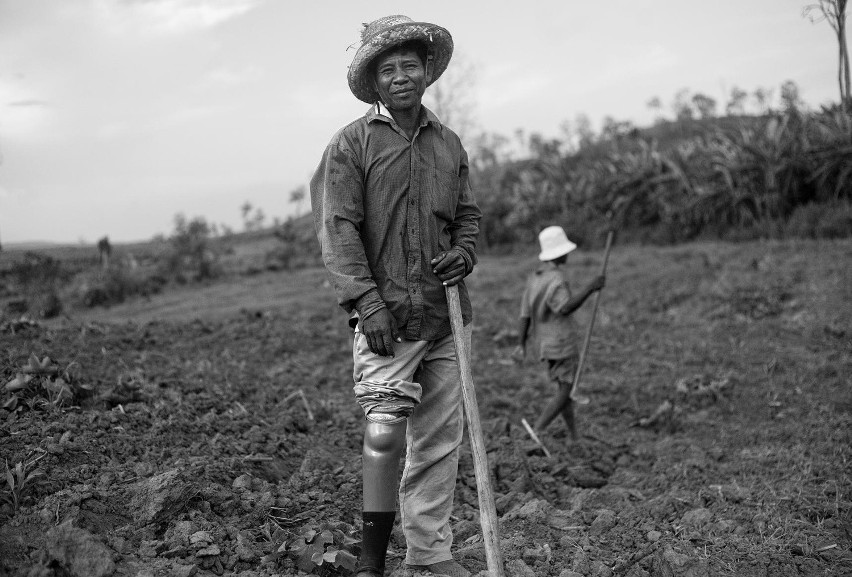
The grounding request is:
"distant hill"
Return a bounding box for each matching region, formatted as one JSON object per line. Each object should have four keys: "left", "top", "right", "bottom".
{"left": 2, "top": 241, "right": 68, "bottom": 251}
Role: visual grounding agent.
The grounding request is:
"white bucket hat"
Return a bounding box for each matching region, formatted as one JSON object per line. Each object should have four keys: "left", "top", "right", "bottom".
{"left": 538, "top": 226, "right": 577, "bottom": 261}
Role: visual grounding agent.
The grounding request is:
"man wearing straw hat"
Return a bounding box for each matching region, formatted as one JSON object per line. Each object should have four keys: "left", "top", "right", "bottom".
{"left": 310, "top": 15, "right": 481, "bottom": 577}
{"left": 516, "top": 226, "right": 605, "bottom": 439}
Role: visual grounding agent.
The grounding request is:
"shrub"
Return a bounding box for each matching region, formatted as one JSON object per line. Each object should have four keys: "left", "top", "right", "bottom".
{"left": 265, "top": 218, "right": 322, "bottom": 271}
{"left": 77, "top": 264, "right": 165, "bottom": 308}
{"left": 160, "top": 214, "right": 221, "bottom": 282}
{"left": 785, "top": 201, "right": 852, "bottom": 239}
{"left": 815, "top": 203, "right": 852, "bottom": 238}
{"left": 3, "top": 253, "right": 69, "bottom": 318}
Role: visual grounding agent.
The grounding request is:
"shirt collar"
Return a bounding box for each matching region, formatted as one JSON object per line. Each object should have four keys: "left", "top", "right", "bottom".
{"left": 376, "top": 101, "right": 393, "bottom": 119}
{"left": 536, "top": 260, "right": 560, "bottom": 274}
{"left": 367, "top": 102, "right": 442, "bottom": 128}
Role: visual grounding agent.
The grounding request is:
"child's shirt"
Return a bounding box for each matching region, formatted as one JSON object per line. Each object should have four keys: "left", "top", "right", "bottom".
{"left": 520, "top": 261, "right": 581, "bottom": 361}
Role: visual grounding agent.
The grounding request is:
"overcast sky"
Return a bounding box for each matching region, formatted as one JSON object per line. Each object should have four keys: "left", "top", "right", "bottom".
{"left": 0, "top": 0, "right": 842, "bottom": 244}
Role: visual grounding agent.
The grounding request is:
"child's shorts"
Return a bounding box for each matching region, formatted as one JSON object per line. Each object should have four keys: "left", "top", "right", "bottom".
{"left": 547, "top": 357, "right": 578, "bottom": 389}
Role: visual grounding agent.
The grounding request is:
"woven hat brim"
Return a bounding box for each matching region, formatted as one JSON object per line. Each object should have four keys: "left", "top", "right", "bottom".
{"left": 348, "top": 22, "right": 453, "bottom": 104}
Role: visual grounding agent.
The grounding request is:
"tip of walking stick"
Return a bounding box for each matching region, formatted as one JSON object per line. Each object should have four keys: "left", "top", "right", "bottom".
{"left": 571, "top": 393, "right": 591, "bottom": 405}
{"left": 521, "top": 418, "right": 552, "bottom": 458}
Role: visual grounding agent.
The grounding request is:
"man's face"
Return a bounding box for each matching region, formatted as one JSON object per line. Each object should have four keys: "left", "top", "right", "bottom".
{"left": 372, "top": 48, "right": 431, "bottom": 112}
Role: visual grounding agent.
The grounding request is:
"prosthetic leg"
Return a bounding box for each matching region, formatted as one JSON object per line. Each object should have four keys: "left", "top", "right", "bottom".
{"left": 356, "top": 420, "right": 407, "bottom": 577}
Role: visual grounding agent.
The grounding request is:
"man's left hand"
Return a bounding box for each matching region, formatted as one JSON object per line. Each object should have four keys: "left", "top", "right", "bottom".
{"left": 431, "top": 249, "right": 466, "bottom": 286}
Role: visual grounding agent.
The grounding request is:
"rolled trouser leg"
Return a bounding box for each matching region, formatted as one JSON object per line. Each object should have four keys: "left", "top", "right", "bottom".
{"left": 352, "top": 329, "right": 426, "bottom": 510}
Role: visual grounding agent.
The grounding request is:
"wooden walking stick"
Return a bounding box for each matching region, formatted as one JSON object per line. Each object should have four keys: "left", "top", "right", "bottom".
{"left": 534, "top": 231, "right": 614, "bottom": 431}
{"left": 446, "top": 284, "right": 506, "bottom": 577}
{"left": 570, "top": 230, "right": 614, "bottom": 405}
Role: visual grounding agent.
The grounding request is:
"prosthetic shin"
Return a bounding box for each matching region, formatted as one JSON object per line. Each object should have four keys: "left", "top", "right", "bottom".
{"left": 362, "top": 420, "right": 407, "bottom": 510}
{"left": 358, "top": 420, "right": 407, "bottom": 574}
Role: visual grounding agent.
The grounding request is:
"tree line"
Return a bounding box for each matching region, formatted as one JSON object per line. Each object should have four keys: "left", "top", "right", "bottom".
{"left": 467, "top": 84, "right": 852, "bottom": 249}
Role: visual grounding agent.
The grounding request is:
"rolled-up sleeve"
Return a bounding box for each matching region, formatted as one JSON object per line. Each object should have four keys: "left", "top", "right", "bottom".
{"left": 310, "top": 140, "right": 385, "bottom": 317}
{"left": 547, "top": 280, "right": 573, "bottom": 315}
{"left": 447, "top": 147, "right": 481, "bottom": 274}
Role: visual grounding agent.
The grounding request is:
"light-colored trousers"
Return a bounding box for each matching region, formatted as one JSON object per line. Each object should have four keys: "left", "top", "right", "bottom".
{"left": 352, "top": 329, "right": 466, "bottom": 565}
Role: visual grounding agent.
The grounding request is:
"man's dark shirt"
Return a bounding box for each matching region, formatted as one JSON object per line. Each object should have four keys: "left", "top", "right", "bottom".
{"left": 310, "top": 104, "right": 481, "bottom": 341}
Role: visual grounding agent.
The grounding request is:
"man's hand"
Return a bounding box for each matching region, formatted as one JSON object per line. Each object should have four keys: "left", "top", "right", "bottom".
{"left": 589, "top": 274, "right": 606, "bottom": 292}
{"left": 511, "top": 344, "right": 526, "bottom": 363}
{"left": 361, "top": 308, "right": 401, "bottom": 357}
{"left": 431, "top": 248, "right": 467, "bottom": 286}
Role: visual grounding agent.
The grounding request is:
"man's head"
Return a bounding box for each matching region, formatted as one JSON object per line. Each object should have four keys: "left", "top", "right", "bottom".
{"left": 347, "top": 15, "right": 452, "bottom": 104}
{"left": 370, "top": 41, "right": 432, "bottom": 112}
{"left": 538, "top": 226, "right": 577, "bottom": 263}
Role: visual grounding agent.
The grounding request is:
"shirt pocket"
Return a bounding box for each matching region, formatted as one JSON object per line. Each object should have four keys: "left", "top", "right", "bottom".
{"left": 428, "top": 166, "right": 460, "bottom": 223}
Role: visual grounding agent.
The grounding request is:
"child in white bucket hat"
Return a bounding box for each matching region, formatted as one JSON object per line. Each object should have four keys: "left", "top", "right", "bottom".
{"left": 515, "top": 226, "right": 605, "bottom": 439}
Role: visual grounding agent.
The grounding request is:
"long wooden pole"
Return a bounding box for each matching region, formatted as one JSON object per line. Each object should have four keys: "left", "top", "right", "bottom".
{"left": 446, "top": 284, "right": 505, "bottom": 577}
{"left": 570, "top": 230, "right": 615, "bottom": 405}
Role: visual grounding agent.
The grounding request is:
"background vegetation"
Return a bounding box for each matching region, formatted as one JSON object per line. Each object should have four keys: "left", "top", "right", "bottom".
{"left": 2, "top": 81, "right": 850, "bottom": 320}
{"left": 468, "top": 86, "right": 851, "bottom": 250}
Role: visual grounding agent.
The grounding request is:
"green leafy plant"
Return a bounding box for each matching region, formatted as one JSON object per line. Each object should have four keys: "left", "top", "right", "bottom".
{"left": 279, "top": 522, "right": 360, "bottom": 575}
{"left": 2, "top": 353, "right": 91, "bottom": 413}
{"left": 2, "top": 459, "right": 44, "bottom": 513}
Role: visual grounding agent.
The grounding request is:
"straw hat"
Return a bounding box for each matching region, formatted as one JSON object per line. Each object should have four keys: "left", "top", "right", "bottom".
{"left": 538, "top": 226, "right": 577, "bottom": 261}
{"left": 347, "top": 15, "right": 453, "bottom": 104}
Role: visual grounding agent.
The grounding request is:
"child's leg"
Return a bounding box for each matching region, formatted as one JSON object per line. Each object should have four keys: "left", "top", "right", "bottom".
{"left": 535, "top": 358, "right": 579, "bottom": 438}
{"left": 535, "top": 387, "right": 568, "bottom": 431}
{"left": 559, "top": 389, "right": 578, "bottom": 440}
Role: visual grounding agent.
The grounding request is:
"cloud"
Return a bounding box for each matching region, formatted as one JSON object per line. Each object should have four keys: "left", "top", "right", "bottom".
{"left": 94, "top": 0, "right": 263, "bottom": 35}
{"left": 0, "top": 77, "right": 54, "bottom": 140}
{"left": 8, "top": 99, "right": 50, "bottom": 107}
